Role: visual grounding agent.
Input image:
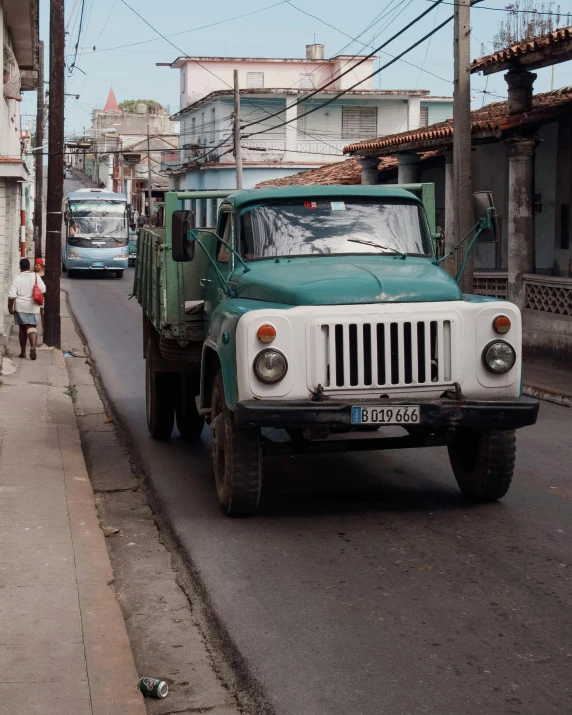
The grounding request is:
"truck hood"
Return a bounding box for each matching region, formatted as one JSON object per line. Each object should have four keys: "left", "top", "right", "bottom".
{"left": 233, "top": 257, "right": 461, "bottom": 305}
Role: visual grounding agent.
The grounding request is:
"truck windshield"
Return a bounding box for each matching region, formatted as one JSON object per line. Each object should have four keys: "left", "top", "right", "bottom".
{"left": 68, "top": 201, "right": 128, "bottom": 247}
{"left": 239, "top": 199, "right": 429, "bottom": 260}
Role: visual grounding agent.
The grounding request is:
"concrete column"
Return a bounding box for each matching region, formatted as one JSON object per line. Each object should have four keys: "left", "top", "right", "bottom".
{"left": 507, "top": 136, "right": 537, "bottom": 309}
{"left": 359, "top": 157, "right": 379, "bottom": 185}
{"left": 443, "top": 149, "right": 457, "bottom": 277}
{"left": 397, "top": 153, "right": 420, "bottom": 184}
{"left": 408, "top": 96, "right": 421, "bottom": 130}
{"left": 505, "top": 70, "right": 537, "bottom": 114}
{"left": 285, "top": 93, "right": 297, "bottom": 155}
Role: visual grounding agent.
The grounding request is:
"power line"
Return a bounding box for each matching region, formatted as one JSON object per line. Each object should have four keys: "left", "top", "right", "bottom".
{"left": 243, "top": 14, "right": 454, "bottom": 140}
{"left": 74, "top": 1, "right": 288, "bottom": 57}
{"left": 425, "top": 0, "right": 570, "bottom": 13}
{"left": 241, "top": 0, "right": 447, "bottom": 131}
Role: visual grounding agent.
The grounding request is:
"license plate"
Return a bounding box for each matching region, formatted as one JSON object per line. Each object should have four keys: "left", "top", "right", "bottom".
{"left": 92, "top": 262, "right": 104, "bottom": 268}
{"left": 351, "top": 405, "right": 420, "bottom": 425}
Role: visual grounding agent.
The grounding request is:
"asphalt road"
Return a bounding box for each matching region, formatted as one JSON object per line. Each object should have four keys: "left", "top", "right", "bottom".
{"left": 61, "top": 177, "right": 572, "bottom": 715}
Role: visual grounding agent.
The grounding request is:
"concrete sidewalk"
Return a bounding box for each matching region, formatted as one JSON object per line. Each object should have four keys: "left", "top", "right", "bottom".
{"left": 523, "top": 361, "right": 572, "bottom": 408}
{"left": 0, "top": 335, "right": 146, "bottom": 714}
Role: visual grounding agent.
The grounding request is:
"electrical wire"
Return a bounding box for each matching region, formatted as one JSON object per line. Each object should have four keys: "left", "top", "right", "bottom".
{"left": 240, "top": 0, "right": 447, "bottom": 131}
{"left": 243, "top": 14, "right": 454, "bottom": 140}
{"left": 74, "top": 1, "right": 289, "bottom": 57}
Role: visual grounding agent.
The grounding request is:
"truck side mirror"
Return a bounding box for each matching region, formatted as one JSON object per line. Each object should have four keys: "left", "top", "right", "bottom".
{"left": 473, "top": 191, "right": 499, "bottom": 243}
{"left": 172, "top": 210, "right": 196, "bottom": 261}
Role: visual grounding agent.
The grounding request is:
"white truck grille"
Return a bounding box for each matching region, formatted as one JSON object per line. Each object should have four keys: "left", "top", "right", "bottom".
{"left": 316, "top": 319, "right": 453, "bottom": 390}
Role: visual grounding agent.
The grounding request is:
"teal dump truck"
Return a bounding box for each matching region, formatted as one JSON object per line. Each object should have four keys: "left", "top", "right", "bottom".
{"left": 134, "top": 185, "right": 538, "bottom": 516}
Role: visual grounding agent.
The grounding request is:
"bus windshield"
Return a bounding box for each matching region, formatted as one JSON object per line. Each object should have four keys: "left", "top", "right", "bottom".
{"left": 239, "top": 199, "right": 430, "bottom": 260}
{"left": 68, "top": 200, "right": 128, "bottom": 247}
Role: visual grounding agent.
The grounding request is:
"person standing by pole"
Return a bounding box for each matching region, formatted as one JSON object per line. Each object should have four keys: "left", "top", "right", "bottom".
{"left": 8, "top": 258, "right": 45, "bottom": 360}
{"left": 44, "top": 0, "right": 64, "bottom": 348}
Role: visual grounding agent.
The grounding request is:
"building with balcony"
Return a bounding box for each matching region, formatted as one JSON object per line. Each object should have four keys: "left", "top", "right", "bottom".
{"left": 159, "top": 44, "right": 452, "bottom": 190}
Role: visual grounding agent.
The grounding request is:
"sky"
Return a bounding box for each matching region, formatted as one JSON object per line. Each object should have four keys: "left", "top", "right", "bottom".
{"left": 20, "top": 0, "right": 572, "bottom": 139}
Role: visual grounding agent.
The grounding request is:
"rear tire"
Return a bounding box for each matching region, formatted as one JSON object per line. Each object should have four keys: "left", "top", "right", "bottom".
{"left": 448, "top": 429, "right": 516, "bottom": 502}
{"left": 145, "top": 338, "right": 176, "bottom": 440}
{"left": 176, "top": 372, "right": 204, "bottom": 443}
{"left": 62, "top": 262, "right": 67, "bottom": 273}
{"left": 210, "top": 371, "right": 262, "bottom": 516}
{"left": 115, "top": 270, "right": 124, "bottom": 279}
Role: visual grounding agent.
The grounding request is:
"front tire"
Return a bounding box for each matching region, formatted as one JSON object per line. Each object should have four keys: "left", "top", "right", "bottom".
{"left": 448, "top": 429, "right": 516, "bottom": 502}
{"left": 67, "top": 268, "right": 76, "bottom": 278}
{"left": 145, "top": 338, "right": 176, "bottom": 440}
{"left": 210, "top": 371, "right": 262, "bottom": 516}
{"left": 176, "top": 372, "right": 204, "bottom": 443}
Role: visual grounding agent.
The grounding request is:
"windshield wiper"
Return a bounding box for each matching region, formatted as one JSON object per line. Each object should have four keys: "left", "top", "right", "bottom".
{"left": 347, "top": 239, "right": 407, "bottom": 258}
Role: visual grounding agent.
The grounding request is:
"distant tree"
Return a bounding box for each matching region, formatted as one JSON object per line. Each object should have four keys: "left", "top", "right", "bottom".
{"left": 118, "top": 99, "right": 162, "bottom": 113}
{"left": 492, "top": 0, "right": 572, "bottom": 50}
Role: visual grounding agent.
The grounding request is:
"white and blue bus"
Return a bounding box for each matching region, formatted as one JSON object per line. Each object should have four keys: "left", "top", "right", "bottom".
{"left": 62, "top": 188, "right": 129, "bottom": 279}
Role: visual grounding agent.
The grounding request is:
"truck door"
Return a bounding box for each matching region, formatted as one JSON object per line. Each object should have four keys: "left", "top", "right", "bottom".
{"left": 202, "top": 208, "right": 233, "bottom": 317}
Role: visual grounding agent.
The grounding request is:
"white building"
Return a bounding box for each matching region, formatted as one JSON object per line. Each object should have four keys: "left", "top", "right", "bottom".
{"left": 0, "top": 0, "right": 39, "bottom": 341}
{"left": 160, "top": 44, "right": 453, "bottom": 190}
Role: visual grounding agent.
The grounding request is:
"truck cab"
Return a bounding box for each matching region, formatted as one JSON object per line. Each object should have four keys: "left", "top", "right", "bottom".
{"left": 135, "top": 185, "right": 538, "bottom": 516}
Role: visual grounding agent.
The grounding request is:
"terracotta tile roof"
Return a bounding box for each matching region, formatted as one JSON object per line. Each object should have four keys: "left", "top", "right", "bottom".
{"left": 470, "top": 25, "right": 572, "bottom": 75}
{"left": 255, "top": 153, "right": 438, "bottom": 188}
{"left": 344, "top": 85, "right": 572, "bottom": 156}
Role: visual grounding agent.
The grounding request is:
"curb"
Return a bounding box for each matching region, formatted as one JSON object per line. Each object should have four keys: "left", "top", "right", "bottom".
{"left": 523, "top": 381, "right": 572, "bottom": 409}
{"left": 56, "top": 347, "right": 147, "bottom": 715}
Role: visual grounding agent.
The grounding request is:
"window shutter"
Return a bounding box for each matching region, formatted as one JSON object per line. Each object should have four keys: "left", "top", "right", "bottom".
{"left": 246, "top": 72, "right": 264, "bottom": 88}
{"left": 419, "top": 106, "right": 429, "bottom": 127}
{"left": 341, "top": 107, "right": 378, "bottom": 141}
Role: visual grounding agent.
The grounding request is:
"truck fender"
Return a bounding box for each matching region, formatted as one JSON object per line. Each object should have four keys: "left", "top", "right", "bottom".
{"left": 200, "top": 345, "right": 222, "bottom": 411}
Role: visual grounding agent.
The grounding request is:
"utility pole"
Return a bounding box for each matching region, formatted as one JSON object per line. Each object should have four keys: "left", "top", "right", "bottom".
{"left": 233, "top": 69, "right": 243, "bottom": 190}
{"left": 453, "top": 0, "right": 473, "bottom": 293}
{"left": 147, "top": 120, "right": 153, "bottom": 223}
{"left": 33, "top": 40, "right": 45, "bottom": 259}
{"left": 44, "top": 0, "right": 64, "bottom": 348}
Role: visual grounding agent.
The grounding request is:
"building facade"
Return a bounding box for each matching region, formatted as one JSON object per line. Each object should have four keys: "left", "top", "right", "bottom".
{"left": 0, "top": 0, "right": 39, "bottom": 340}
{"left": 160, "top": 45, "right": 453, "bottom": 190}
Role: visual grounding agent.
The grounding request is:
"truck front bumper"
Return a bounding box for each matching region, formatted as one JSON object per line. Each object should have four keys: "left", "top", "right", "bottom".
{"left": 234, "top": 396, "right": 539, "bottom": 431}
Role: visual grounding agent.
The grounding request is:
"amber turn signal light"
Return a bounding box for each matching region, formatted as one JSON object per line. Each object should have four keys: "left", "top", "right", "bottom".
{"left": 493, "top": 315, "right": 511, "bottom": 334}
{"left": 257, "top": 324, "right": 276, "bottom": 343}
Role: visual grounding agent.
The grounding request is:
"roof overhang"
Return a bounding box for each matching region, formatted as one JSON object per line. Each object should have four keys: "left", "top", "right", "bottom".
{"left": 171, "top": 88, "right": 433, "bottom": 120}
{"left": 470, "top": 26, "right": 572, "bottom": 76}
{"left": 0, "top": 159, "right": 29, "bottom": 179}
{"left": 5, "top": 0, "right": 39, "bottom": 90}
{"left": 345, "top": 98, "right": 572, "bottom": 158}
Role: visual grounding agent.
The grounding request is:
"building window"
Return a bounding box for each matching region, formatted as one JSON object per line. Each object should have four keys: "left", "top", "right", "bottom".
{"left": 246, "top": 72, "right": 264, "bottom": 88}
{"left": 200, "top": 112, "right": 205, "bottom": 143}
{"left": 181, "top": 71, "right": 186, "bottom": 94}
{"left": 299, "top": 73, "right": 314, "bottom": 89}
{"left": 210, "top": 107, "right": 216, "bottom": 143}
{"left": 341, "top": 106, "right": 378, "bottom": 141}
{"left": 191, "top": 117, "right": 195, "bottom": 139}
{"left": 561, "top": 204, "right": 570, "bottom": 250}
{"left": 419, "top": 106, "right": 429, "bottom": 127}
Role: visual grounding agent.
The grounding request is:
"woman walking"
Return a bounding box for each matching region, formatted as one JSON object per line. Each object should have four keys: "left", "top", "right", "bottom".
{"left": 7, "top": 258, "right": 46, "bottom": 360}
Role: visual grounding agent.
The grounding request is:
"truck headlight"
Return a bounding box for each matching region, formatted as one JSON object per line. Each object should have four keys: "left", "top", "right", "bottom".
{"left": 253, "top": 349, "right": 288, "bottom": 384}
{"left": 482, "top": 341, "right": 516, "bottom": 374}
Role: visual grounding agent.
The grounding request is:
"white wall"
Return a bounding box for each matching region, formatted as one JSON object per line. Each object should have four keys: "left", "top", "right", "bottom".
{"left": 181, "top": 57, "right": 376, "bottom": 108}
